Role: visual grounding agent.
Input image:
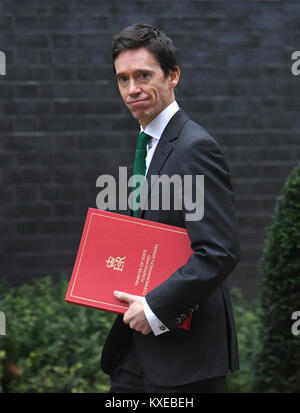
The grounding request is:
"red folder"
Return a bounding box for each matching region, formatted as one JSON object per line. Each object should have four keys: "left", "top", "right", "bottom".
{"left": 65, "top": 208, "right": 193, "bottom": 330}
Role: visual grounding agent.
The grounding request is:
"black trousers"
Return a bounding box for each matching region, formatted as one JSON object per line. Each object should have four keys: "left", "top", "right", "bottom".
{"left": 110, "top": 337, "right": 226, "bottom": 393}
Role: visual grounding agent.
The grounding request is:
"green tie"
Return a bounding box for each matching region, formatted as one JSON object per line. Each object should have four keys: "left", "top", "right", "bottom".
{"left": 132, "top": 132, "right": 152, "bottom": 216}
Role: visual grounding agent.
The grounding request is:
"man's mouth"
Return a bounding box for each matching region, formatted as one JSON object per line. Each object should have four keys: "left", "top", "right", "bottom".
{"left": 127, "top": 98, "right": 149, "bottom": 106}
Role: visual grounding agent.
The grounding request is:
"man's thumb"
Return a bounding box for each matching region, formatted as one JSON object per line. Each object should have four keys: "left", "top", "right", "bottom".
{"left": 114, "top": 291, "right": 132, "bottom": 303}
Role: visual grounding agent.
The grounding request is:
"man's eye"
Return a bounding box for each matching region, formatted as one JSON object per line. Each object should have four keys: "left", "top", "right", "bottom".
{"left": 119, "top": 76, "right": 128, "bottom": 83}
{"left": 140, "top": 73, "right": 149, "bottom": 79}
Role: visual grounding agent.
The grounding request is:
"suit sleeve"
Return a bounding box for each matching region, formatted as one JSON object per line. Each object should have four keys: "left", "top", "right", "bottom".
{"left": 145, "top": 132, "right": 240, "bottom": 331}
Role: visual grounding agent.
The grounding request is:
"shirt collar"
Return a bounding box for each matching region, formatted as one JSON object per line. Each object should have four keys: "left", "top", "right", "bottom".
{"left": 140, "top": 100, "right": 179, "bottom": 141}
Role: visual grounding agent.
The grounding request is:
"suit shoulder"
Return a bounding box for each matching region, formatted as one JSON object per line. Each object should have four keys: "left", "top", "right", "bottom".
{"left": 173, "top": 118, "right": 231, "bottom": 175}
{"left": 177, "top": 118, "right": 223, "bottom": 153}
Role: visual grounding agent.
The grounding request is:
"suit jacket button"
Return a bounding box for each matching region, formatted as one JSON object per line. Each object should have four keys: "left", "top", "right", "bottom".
{"left": 159, "top": 325, "right": 166, "bottom": 331}
{"left": 176, "top": 317, "right": 181, "bottom": 324}
{"left": 187, "top": 308, "right": 194, "bottom": 314}
{"left": 180, "top": 314, "right": 187, "bottom": 320}
{"left": 194, "top": 304, "right": 199, "bottom": 311}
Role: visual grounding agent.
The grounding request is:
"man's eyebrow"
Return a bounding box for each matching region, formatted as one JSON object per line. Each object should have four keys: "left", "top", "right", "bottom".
{"left": 116, "top": 72, "right": 126, "bottom": 79}
{"left": 116, "top": 69, "right": 154, "bottom": 78}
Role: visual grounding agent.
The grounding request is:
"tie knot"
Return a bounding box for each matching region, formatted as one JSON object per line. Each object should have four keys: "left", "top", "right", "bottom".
{"left": 136, "top": 132, "right": 152, "bottom": 149}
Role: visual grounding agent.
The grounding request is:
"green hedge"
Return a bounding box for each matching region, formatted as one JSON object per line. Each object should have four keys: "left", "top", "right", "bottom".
{"left": 0, "top": 276, "right": 114, "bottom": 393}
{"left": 253, "top": 164, "right": 300, "bottom": 392}
{"left": 0, "top": 276, "right": 258, "bottom": 393}
{"left": 222, "top": 288, "right": 258, "bottom": 393}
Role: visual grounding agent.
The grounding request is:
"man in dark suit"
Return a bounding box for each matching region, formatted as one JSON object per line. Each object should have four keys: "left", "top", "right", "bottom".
{"left": 100, "top": 23, "right": 240, "bottom": 393}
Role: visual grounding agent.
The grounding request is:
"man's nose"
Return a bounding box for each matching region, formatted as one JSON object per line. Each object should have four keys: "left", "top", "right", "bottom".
{"left": 128, "top": 79, "right": 141, "bottom": 95}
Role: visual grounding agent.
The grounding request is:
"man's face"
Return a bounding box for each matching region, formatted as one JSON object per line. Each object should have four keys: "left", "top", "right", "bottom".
{"left": 114, "top": 47, "right": 180, "bottom": 128}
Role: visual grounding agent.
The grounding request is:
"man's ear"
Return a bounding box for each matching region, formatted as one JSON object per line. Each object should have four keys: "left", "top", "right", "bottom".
{"left": 169, "top": 66, "right": 180, "bottom": 90}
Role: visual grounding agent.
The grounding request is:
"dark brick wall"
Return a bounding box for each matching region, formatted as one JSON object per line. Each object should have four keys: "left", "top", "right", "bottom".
{"left": 0, "top": 0, "right": 299, "bottom": 300}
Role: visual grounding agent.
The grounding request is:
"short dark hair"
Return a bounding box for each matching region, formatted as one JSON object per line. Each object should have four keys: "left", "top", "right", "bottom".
{"left": 112, "top": 23, "right": 178, "bottom": 77}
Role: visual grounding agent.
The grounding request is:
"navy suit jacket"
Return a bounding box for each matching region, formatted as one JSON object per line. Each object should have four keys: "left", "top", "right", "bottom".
{"left": 100, "top": 109, "right": 240, "bottom": 386}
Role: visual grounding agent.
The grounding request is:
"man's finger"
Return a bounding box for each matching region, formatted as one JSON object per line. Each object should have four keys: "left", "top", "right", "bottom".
{"left": 114, "top": 290, "right": 134, "bottom": 303}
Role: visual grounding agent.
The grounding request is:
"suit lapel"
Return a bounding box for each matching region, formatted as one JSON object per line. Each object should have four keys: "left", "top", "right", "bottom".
{"left": 137, "top": 109, "right": 190, "bottom": 218}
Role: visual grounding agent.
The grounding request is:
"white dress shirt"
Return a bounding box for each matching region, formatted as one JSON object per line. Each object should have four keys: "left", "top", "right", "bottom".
{"left": 139, "top": 100, "right": 179, "bottom": 336}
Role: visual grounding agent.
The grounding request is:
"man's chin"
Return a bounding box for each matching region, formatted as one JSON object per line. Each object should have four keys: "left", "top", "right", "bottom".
{"left": 130, "top": 110, "right": 151, "bottom": 125}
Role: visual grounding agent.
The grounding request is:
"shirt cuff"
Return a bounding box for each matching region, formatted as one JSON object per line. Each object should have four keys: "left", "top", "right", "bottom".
{"left": 142, "top": 297, "right": 169, "bottom": 336}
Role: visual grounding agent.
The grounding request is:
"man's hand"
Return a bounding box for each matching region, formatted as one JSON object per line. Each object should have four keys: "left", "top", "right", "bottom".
{"left": 114, "top": 291, "right": 152, "bottom": 335}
